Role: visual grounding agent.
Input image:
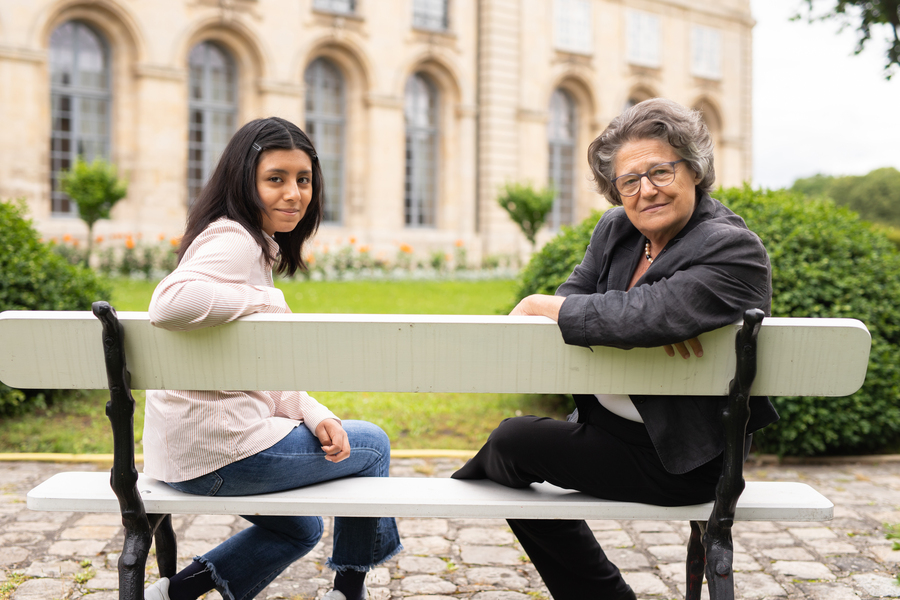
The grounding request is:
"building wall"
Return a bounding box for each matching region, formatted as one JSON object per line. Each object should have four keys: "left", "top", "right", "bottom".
{"left": 0, "top": 0, "right": 753, "bottom": 262}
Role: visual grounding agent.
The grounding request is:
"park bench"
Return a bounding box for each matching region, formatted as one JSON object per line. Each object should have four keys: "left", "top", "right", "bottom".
{"left": 0, "top": 302, "right": 871, "bottom": 600}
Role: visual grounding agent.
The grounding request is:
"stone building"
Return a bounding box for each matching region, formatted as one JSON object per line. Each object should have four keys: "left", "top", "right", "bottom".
{"left": 0, "top": 0, "right": 754, "bottom": 262}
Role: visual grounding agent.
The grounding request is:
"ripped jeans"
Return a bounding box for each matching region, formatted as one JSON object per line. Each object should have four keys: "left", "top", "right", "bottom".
{"left": 167, "top": 420, "right": 402, "bottom": 600}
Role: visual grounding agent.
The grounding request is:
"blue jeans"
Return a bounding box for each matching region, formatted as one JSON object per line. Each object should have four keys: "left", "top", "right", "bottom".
{"left": 167, "top": 420, "right": 402, "bottom": 600}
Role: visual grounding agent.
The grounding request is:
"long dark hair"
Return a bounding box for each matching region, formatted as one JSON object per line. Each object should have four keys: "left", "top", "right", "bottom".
{"left": 178, "top": 117, "right": 324, "bottom": 276}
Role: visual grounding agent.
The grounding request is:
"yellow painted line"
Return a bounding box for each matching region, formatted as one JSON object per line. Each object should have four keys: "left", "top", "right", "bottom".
{"left": 0, "top": 450, "right": 477, "bottom": 463}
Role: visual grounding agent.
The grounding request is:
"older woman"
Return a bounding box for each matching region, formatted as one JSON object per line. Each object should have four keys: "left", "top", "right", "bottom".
{"left": 452, "top": 98, "right": 778, "bottom": 600}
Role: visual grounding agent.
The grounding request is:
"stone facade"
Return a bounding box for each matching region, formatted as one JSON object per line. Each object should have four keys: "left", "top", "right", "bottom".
{"left": 0, "top": 0, "right": 753, "bottom": 262}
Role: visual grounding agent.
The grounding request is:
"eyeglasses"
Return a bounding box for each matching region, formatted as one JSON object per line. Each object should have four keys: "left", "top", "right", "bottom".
{"left": 612, "top": 159, "right": 687, "bottom": 197}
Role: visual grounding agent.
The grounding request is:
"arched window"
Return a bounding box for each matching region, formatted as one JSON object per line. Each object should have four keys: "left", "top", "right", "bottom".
{"left": 50, "top": 21, "right": 112, "bottom": 215}
{"left": 188, "top": 41, "right": 237, "bottom": 204}
{"left": 404, "top": 73, "right": 439, "bottom": 227}
{"left": 548, "top": 89, "right": 576, "bottom": 228}
{"left": 305, "top": 58, "right": 346, "bottom": 224}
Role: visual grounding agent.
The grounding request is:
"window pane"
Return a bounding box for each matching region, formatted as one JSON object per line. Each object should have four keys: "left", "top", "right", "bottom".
{"left": 187, "top": 42, "right": 238, "bottom": 205}
{"left": 75, "top": 25, "right": 107, "bottom": 90}
{"left": 313, "top": 0, "right": 355, "bottom": 13}
{"left": 548, "top": 89, "right": 576, "bottom": 228}
{"left": 49, "top": 21, "right": 111, "bottom": 216}
{"left": 627, "top": 10, "right": 661, "bottom": 67}
{"left": 555, "top": 0, "right": 592, "bottom": 53}
{"left": 413, "top": 0, "right": 448, "bottom": 30}
{"left": 404, "top": 73, "right": 438, "bottom": 227}
{"left": 305, "top": 58, "right": 346, "bottom": 224}
{"left": 50, "top": 23, "right": 74, "bottom": 87}
{"left": 692, "top": 26, "right": 722, "bottom": 80}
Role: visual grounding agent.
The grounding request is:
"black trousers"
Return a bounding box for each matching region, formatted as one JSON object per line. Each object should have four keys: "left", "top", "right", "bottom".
{"left": 452, "top": 401, "right": 723, "bottom": 600}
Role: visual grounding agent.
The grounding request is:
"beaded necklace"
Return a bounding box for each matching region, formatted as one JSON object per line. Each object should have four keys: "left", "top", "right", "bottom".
{"left": 644, "top": 241, "right": 654, "bottom": 264}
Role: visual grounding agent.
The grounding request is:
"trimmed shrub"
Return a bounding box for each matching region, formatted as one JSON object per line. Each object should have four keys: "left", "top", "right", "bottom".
{"left": 0, "top": 199, "right": 111, "bottom": 416}
{"left": 515, "top": 210, "right": 605, "bottom": 301}
{"left": 719, "top": 186, "right": 900, "bottom": 456}
{"left": 516, "top": 187, "right": 900, "bottom": 456}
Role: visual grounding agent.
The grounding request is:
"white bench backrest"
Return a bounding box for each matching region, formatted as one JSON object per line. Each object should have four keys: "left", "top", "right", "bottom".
{"left": 0, "top": 311, "right": 870, "bottom": 397}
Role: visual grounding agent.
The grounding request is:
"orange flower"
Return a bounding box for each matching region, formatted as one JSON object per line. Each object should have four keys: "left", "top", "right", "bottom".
{"left": 95, "top": 235, "right": 104, "bottom": 243}
{"left": 358, "top": 245, "right": 370, "bottom": 253}
{"left": 63, "top": 234, "right": 72, "bottom": 242}
{"left": 349, "top": 237, "right": 357, "bottom": 245}
{"left": 125, "top": 237, "right": 135, "bottom": 250}
{"left": 455, "top": 239, "right": 464, "bottom": 247}
{"left": 170, "top": 238, "right": 179, "bottom": 247}
{"left": 307, "top": 253, "right": 316, "bottom": 264}
{"left": 399, "top": 244, "right": 413, "bottom": 254}
{"left": 158, "top": 233, "right": 166, "bottom": 241}
{"left": 72, "top": 240, "right": 80, "bottom": 247}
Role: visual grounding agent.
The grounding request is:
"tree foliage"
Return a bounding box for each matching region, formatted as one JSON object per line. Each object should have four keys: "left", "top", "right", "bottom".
{"left": 60, "top": 157, "right": 128, "bottom": 264}
{"left": 799, "top": 0, "right": 900, "bottom": 78}
{"left": 791, "top": 167, "right": 900, "bottom": 228}
{"left": 720, "top": 186, "right": 900, "bottom": 457}
{"left": 497, "top": 182, "right": 556, "bottom": 250}
{"left": 0, "top": 199, "right": 110, "bottom": 416}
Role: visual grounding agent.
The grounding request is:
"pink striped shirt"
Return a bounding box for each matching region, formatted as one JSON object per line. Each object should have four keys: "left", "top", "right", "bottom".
{"left": 143, "top": 218, "right": 338, "bottom": 482}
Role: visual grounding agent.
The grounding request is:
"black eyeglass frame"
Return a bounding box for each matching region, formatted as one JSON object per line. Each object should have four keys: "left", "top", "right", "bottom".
{"left": 612, "top": 159, "right": 687, "bottom": 197}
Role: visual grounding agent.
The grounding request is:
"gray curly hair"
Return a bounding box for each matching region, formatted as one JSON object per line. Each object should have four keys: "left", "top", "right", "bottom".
{"left": 588, "top": 98, "right": 715, "bottom": 206}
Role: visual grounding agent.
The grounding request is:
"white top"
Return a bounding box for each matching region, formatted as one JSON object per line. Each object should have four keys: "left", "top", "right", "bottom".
{"left": 143, "top": 218, "right": 337, "bottom": 482}
{"left": 595, "top": 394, "right": 643, "bottom": 422}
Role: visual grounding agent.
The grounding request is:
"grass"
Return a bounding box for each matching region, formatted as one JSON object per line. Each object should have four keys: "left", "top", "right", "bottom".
{"left": 109, "top": 277, "right": 521, "bottom": 314}
{"left": 0, "top": 277, "right": 572, "bottom": 454}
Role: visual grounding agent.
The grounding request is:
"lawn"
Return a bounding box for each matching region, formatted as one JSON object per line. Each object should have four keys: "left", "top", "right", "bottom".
{"left": 0, "top": 277, "right": 571, "bottom": 454}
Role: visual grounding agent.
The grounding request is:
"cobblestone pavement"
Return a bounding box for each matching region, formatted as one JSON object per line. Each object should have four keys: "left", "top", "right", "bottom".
{"left": 1, "top": 457, "right": 899, "bottom": 600}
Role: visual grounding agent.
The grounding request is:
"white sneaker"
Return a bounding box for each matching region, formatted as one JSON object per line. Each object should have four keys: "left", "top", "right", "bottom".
{"left": 144, "top": 577, "right": 171, "bottom": 600}
{"left": 321, "top": 589, "right": 367, "bottom": 600}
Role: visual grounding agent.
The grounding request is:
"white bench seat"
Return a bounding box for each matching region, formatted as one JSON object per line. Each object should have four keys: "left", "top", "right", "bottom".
{"left": 28, "top": 472, "right": 833, "bottom": 522}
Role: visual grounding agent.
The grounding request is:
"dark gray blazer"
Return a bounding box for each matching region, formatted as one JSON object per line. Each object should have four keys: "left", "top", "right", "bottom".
{"left": 556, "top": 190, "right": 779, "bottom": 474}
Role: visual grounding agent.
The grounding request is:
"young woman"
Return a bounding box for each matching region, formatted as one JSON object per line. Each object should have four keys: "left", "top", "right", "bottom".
{"left": 143, "top": 117, "right": 401, "bottom": 600}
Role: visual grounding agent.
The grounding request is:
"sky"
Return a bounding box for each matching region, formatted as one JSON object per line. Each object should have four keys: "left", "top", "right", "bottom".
{"left": 750, "top": 0, "right": 900, "bottom": 189}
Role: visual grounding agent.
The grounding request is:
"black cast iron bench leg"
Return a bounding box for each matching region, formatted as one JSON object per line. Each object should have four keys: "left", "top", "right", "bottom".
{"left": 685, "top": 308, "right": 763, "bottom": 600}
{"left": 94, "top": 301, "right": 177, "bottom": 600}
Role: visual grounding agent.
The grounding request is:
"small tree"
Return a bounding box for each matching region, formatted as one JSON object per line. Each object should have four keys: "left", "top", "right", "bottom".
{"left": 497, "top": 182, "right": 556, "bottom": 252}
{"left": 60, "top": 157, "right": 128, "bottom": 265}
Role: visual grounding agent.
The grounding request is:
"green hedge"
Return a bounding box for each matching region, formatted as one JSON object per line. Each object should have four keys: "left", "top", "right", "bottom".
{"left": 515, "top": 210, "right": 605, "bottom": 302}
{"left": 517, "top": 187, "right": 900, "bottom": 456}
{"left": 0, "top": 199, "right": 110, "bottom": 416}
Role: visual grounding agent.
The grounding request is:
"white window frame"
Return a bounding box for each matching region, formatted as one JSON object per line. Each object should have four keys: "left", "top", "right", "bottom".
{"left": 412, "top": 0, "right": 448, "bottom": 31}
{"left": 312, "top": 0, "right": 356, "bottom": 15}
{"left": 187, "top": 41, "right": 238, "bottom": 205}
{"left": 691, "top": 25, "right": 722, "bottom": 80}
{"left": 304, "top": 57, "right": 347, "bottom": 224}
{"left": 554, "top": 0, "right": 593, "bottom": 54}
{"left": 404, "top": 73, "right": 439, "bottom": 228}
{"left": 627, "top": 10, "right": 661, "bottom": 68}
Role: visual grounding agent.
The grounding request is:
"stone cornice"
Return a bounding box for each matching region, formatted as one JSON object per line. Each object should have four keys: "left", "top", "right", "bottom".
{"left": 133, "top": 64, "right": 186, "bottom": 81}
{"left": 0, "top": 46, "right": 46, "bottom": 64}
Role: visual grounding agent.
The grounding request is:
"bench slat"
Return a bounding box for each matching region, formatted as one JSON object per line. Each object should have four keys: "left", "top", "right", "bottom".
{"left": 26, "top": 472, "right": 833, "bottom": 522}
{"left": 0, "top": 311, "right": 870, "bottom": 397}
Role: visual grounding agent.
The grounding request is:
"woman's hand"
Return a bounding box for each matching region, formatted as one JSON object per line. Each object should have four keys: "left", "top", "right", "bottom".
{"left": 663, "top": 337, "right": 703, "bottom": 359}
{"left": 509, "top": 294, "right": 566, "bottom": 322}
{"left": 315, "top": 418, "right": 350, "bottom": 463}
